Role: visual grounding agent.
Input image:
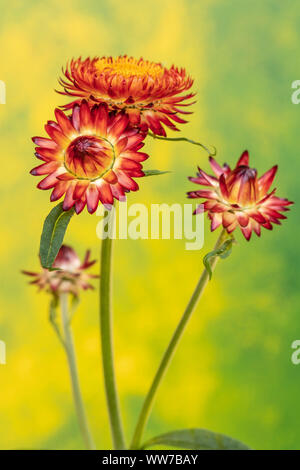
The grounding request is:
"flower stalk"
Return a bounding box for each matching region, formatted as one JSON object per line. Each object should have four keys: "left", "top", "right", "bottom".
{"left": 59, "top": 292, "right": 96, "bottom": 450}
{"left": 130, "top": 228, "right": 229, "bottom": 450}
{"left": 100, "top": 210, "right": 126, "bottom": 450}
{"left": 148, "top": 131, "right": 216, "bottom": 157}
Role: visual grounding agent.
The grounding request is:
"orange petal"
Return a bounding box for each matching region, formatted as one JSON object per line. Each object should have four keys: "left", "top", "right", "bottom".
{"left": 103, "top": 170, "right": 118, "bottom": 184}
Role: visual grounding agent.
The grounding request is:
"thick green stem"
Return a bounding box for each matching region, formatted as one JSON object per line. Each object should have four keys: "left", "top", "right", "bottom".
{"left": 59, "top": 293, "right": 96, "bottom": 450}
{"left": 100, "top": 211, "right": 126, "bottom": 450}
{"left": 130, "top": 229, "right": 228, "bottom": 450}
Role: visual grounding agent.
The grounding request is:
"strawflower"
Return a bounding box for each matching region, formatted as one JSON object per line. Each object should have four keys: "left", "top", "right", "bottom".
{"left": 22, "top": 244, "right": 97, "bottom": 296}
{"left": 187, "top": 151, "right": 293, "bottom": 240}
{"left": 31, "top": 100, "right": 149, "bottom": 213}
{"left": 57, "top": 55, "right": 194, "bottom": 136}
{"left": 23, "top": 244, "right": 97, "bottom": 449}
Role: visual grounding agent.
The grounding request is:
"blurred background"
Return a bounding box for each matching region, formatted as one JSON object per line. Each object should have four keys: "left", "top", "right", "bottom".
{"left": 0, "top": 0, "right": 299, "bottom": 450}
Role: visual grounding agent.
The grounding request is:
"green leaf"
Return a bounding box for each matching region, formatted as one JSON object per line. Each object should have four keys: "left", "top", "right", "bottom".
{"left": 141, "top": 428, "right": 251, "bottom": 450}
{"left": 203, "top": 238, "right": 234, "bottom": 280}
{"left": 143, "top": 169, "right": 171, "bottom": 177}
{"left": 39, "top": 202, "right": 75, "bottom": 269}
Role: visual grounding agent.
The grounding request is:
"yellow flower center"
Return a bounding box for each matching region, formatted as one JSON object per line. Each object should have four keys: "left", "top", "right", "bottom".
{"left": 65, "top": 135, "right": 115, "bottom": 180}
{"left": 95, "top": 56, "right": 164, "bottom": 79}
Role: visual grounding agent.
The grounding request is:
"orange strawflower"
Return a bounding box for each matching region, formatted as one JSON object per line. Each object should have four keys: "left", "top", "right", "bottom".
{"left": 188, "top": 151, "right": 293, "bottom": 240}
{"left": 57, "top": 56, "right": 194, "bottom": 136}
{"left": 22, "top": 245, "right": 98, "bottom": 296}
{"left": 31, "top": 100, "right": 149, "bottom": 213}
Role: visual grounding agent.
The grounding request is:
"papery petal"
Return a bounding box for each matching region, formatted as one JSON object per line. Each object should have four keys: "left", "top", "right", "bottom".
{"left": 241, "top": 223, "right": 252, "bottom": 241}
{"left": 115, "top": 170, "right": 139, "bottom": 191}
{"left": 55, "top": 108, "right": 76, "bottom": 137}
{"left": 97, "top": 181, "right": 114, "bottom": 205}
{"left": 62, "top": 183, "right": 76, "bottom": 210}
{"left": 257, "top": 165, "right": 277, "bottom": 196}
{"left": 209, "top": 157, "right": 224, "bottom": 177}
{"left": 210, "top": 213, "right": 223, "bottom": 231}
{"left": 236, "top": 150, "right": 249, "bottom": 167}
{"left": 86, "top": 184, "right": 99, "bottom": 213}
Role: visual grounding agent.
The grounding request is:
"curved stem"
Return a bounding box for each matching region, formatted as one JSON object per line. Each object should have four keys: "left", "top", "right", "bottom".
{"left": 100, "top": 211, "right": 126, "bottom": 450}
{"left": 59, "top": 292, "right": 96, "bottom": 450}
{"left": 148, "top": 131, "right": 216, "bottom": 157}
{"left": 130, "top": 229, "right": 228, "bottom": 450}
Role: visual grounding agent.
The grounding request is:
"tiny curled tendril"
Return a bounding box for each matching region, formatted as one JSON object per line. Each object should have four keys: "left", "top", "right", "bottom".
{"left": 148, "top": 131, "right": 217, "bottom": 157}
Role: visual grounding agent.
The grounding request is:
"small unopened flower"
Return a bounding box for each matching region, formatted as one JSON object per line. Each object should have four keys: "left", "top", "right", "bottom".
{"left": 57, "top": 55, "right": 195, "bottom": 136}
{"left": 31, "top": 100, "right": 149, "bottom": 213}
{"left": 22, "top": 245, "right": 97, "bottom": 296}
{"left": 188, "top": 151, "right": 293, "bottom": 240}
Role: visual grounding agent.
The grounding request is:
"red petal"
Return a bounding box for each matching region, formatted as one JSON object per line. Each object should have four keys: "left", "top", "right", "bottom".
{"left": 94, "top": 103, "right": 108, "bottom": 136}
{"left": 72, "top": 105, "right": 81, "bottom": 132}
{"left": 121, "top": 151, "right": 148, "bottom": 162}
{"left": 241, "top": 224, "right": 252, "bottom": 241}
{"left": 187, "top": 190, "right": 217, "bottom": 199}
{"left": 257, "top": 165, "right": 277, "bottom": 196}
{"left": 79, "top": 100, "right": 92, "bottom": 132}
{"left": 55, "top": 108, "right": 76, "bottom": 137}
{"left": 45, "top": 124, "right": 69, "bottom": 147}
{"left": 50, "top": 181, "right": 68, "bottom": 202}
{"left": 30, "top": 161, "right": 60, "bottom": 176}
{"left": 32, "top": 137, "right": 57, "bottom": 149}
{"left": 222, "top": 212, "right": 236, "bottom": 228}
{"left": 236, "top": 150, "right": 249, "bottom": 167}
{"left": 116, "top": 157, "right": 142, "bottom": 171}
{"left": 219, "top": 174, "right": 229, "bottom": 198}
{"left": 209, "top": 157, "right": 224, "bottom": 177}
{"left": 75, "top": 197, "right": 86, "bottom": 214}
{"left": 211, "top": 213, "right": 222, "bottom": 231}
{"left": 86, "top": 184, "right": 99, "bottom": 213}
{"left": 109, "top": 115, "right": 129, "bottom": 140}
{"left": 102, "top": 170, "right": 117, "bottom": 184}
{"left": 110, "top": 183, "right": 126, "bottom": 200}
{"left": 236, "top": 211, "right": 249, "bottom": 227}
{"left": 73, "top": 181, "right": 88, "bottom": 200}
{"left": 248, "top": 210, "right": 267, "bottom": 224}
{"left": 62, "top": 183, "right": 76, "bottom": 210}
{"left": 37, "top": 172, "right": 59, "bottom": 190}
{"left": 97, "top": 181, "right": 114, "bottom": 205}
{"left": 115, "top": 170, "right": 139, "bottom": 191}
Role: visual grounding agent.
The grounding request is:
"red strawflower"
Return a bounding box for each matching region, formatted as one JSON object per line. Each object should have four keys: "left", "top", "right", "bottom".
{"left": 57, "top": 55, "right": 195, "bottom": 136}
{"left": 31, "top": 100, "right": 149, "bottom": 214}
{"left": 22, "top": 245, "right": 98, "bottom": 296}
{"left": 187, "top": 151, "right": 293, "bottom": 240}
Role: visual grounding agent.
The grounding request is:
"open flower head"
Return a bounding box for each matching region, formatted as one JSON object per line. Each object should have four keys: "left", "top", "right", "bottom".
{"left": 22, "top": 245, "right": 98, "bottom": 296}
{"left": 188, "top": 151, "right": 293, "bottom": 240}
{"left": 57, "top": 55, "right": 194, "bottom": 136}
{"left": 31, "top": 100, "right": 149, "bottom": 213}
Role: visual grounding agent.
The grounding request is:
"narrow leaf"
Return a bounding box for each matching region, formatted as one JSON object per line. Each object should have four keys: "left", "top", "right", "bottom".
{"left": 39, "top": 202, "right": 75, "bottom": 269}
{"left": 142, "top": 428, "right": 251, "bottom": 450}
{"left": 143, "top": 169, "right": 171, "bottom": 177}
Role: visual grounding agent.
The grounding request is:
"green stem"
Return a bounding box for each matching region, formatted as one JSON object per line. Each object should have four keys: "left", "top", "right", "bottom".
{"left": 130, "top": 229, "right": 228, "bottom": 450}
{"left": 59, "top": 292, "right": 96, "bottom": 450}
{"left": 148, "top": 131, "right": 216, "bottom": 157}
{"left": 100, "top": 211, "right": 126, "bottom": 450}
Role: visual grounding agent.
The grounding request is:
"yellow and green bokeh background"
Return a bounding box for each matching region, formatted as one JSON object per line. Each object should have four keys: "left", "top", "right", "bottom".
{"left": 0, "top": 0, "right": 299, "bottom": 450}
